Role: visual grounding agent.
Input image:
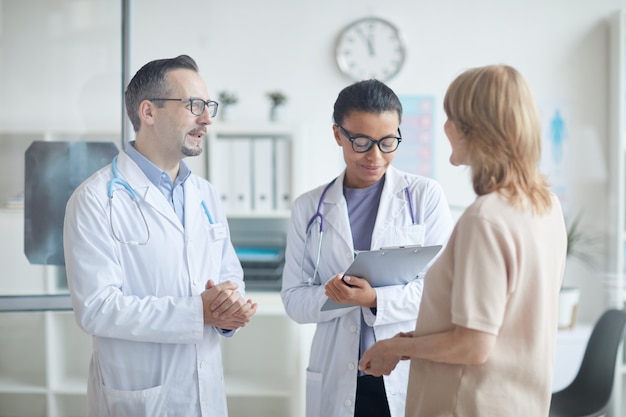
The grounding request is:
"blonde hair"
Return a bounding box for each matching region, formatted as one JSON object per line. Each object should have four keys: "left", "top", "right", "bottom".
{"left": 443, "top": 64, "right": 552, "bottom": 214}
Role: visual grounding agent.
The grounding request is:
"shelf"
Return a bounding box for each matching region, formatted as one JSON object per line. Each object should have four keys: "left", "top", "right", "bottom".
{"left": 0, "top": 379, "right": 47, "bottom": 393}
{"left": 226, "top": 396, "right": 291, "bottom": 417}
{"left": 219, "top": 292, "right": 309, "bottom": 417}
{"left": 209, "top": 123, "right": 299, "bottom": 136}
{"left": 49, "top": 380, "right": 88, "bottom": 395}
{"left": 0, "top": 393, "right": 47, "bottom": 417}
{"left": 0, "top": 294, "right": 308, "bottom": 417}
{"left": 226, "top": 211, "right": 292, "bottom": 219}
{"left": 49, "top": 394, "right": 87, "bottom": 417}
{"left": 205, "top": 125, "right": 296, "bottom": 216}
{"left": 225, "top": 375, "right": 292, "bottom": 397}
{"left": 246, "top": 291, "right": 288, "bottom": 316}
{"left": 0, "top": 209, "right": 47, "bottom": 295}
{"left": 47, "top": 312, "right": 90, "bottom": 391}
{"left": 0, "top": 313, "right": 46, "bottom": 388}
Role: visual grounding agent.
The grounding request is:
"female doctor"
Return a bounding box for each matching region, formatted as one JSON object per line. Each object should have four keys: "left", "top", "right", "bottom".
{"left": 281, "top": 79, "right": 453, "bottom": 417}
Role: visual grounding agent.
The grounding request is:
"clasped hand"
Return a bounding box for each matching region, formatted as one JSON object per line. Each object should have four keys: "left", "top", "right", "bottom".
{"left": 324, "top": 274, "right": 377, "bottom": 308}
{"left": 201, "top": 280, "right": 257, "bottom": 330}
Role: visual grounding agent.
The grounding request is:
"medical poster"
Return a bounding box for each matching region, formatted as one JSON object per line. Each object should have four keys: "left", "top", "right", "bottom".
{"left": 396, "top": 95, "right": 436, "bottom": 178}
{"left": 538, "top": 101, "right": 571, "bottom": 210}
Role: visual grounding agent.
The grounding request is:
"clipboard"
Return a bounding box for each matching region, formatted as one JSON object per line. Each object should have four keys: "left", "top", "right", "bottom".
{"left": 321, "top": 244, "right": 442, "bottom": 311}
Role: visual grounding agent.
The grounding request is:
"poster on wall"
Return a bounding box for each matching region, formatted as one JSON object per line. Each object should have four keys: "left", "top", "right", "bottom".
{"left": 538, "top": 101, "right": 571, "bottom": 212}
{"left": 396, "top": 95, "right": 436, "bottom": 178}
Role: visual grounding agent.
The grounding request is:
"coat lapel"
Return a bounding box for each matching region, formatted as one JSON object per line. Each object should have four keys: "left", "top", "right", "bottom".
{"left": 117, "top": 152, "right": 184, "bottom": 234}
{"left": 372, "top": 167, "right": 410, "bottom": 248}
{"left": 321, "top": 172, "right": 353, "bottom": 251}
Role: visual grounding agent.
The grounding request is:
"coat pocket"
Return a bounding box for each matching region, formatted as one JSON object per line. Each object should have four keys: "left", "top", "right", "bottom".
{"left": 306, "top": 368, "right": 323, "bottom": 417}
{"left": 102, "top": 384, "right": 167, "bottom": 417}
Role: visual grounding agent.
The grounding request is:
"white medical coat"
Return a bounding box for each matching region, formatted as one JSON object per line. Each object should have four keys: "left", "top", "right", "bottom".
{"left": 281, "top": 166, "right": 453, "bottom": 417}
{"left": 63, "top": 151, "right": 244, "bottom": 417}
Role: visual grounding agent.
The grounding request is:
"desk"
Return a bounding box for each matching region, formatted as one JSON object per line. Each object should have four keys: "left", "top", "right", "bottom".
{"left": 553, "top": 323, "right": 592, "bottom": 392}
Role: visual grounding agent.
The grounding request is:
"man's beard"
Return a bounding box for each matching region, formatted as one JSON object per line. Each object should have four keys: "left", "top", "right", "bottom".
{"left": 182, "top": 145, "right": 203, "bottom": 157}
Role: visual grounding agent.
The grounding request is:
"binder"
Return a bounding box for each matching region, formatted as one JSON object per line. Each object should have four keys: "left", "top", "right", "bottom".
{"left": 274, "top": 138, "right": 292, "bottom": 211}
{"left": 209, "top": 137, "right": 232, "bottom": 212}
{"left": 229, "top": 137, "right": 252, "bottom": 212}
{"left": 252, "top": 137, "right": 274, "bottom": 212}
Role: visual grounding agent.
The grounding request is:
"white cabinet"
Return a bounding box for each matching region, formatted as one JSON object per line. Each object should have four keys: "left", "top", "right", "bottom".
{"left": 0, "top": 301, "right": 312, "bottom": 417}
{"left": 552, "top": 323, "right": 593, "bottom": 392}
{"left": 0, "top": 311, "right": 91, "bottom": 417}
{"left": 221, "top": 293, "right": 313, "bottom": 417}
{"left": 194, "top": 124, "right": 312, "bottom": 416}
{"left": 0, "top": 207, "right": 311, "bottom": 417}
{"left": 0, "top": 208, "right": 87, "bottom": 417}
{"left": 0, "top": 125, "right": 306, "bottom": 416}
{"left": 192, "top": 123, "right": 299, "bottom": 217}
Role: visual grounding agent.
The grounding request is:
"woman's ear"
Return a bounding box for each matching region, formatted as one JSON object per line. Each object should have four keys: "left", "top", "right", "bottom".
{"left": 332, "top": 124, "right": 342, "bottom": 147}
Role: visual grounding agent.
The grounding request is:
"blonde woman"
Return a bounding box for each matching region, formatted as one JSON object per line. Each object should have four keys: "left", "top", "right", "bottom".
{"left": 360, "top": 65, "right": 567, "bottom": 416}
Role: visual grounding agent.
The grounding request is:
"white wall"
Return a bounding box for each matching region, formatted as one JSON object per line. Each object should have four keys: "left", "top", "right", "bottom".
{"left": 1, "top": 0, "right": 624, "bottom": 323}
{"left": 130, "top": 0, "right": 623, "bottom": 323}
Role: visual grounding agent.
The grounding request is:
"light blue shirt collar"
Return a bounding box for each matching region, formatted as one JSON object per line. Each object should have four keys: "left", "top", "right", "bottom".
{"left": 124, "top": 141, "right": 191, "bottom": 224}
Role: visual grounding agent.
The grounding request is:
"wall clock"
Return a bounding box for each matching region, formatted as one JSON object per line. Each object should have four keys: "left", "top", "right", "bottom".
{"left": 335, "top": 17, "right": 406, "bottom": 82}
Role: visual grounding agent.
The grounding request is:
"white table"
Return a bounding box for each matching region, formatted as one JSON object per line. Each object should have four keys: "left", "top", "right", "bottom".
{"left": 552, "top": 323, "right": 592, "bottom": 392}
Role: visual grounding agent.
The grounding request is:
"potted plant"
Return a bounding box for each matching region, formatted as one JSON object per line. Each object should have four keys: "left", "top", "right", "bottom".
{"left": 559, "top": 212, "right": 600, "bottom": 329}
{"left": 267, "top": 90, "right": 287, "bottom": 122}
{"left": 217, "top": 91, "right": 238, "bottom": 121}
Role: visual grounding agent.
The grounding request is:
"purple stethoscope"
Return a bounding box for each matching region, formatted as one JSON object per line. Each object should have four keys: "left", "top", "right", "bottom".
{"left": 302, "top": 177, "right": 416, "bottom": 285}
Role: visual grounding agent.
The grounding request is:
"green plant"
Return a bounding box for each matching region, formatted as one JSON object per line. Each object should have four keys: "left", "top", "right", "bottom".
{"left": 218, "top": 91, "right": 238, "bottom": 106}
{"left": 267, "top": 91, "right": 287, "bottom": 106}
{"left": 566, "top": 212, "right": 600, "bottom": 268}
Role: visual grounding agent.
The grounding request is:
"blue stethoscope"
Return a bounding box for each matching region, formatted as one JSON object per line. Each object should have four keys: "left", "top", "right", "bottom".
{"left": 302, "top": 177, "right": 416, "bottom": 285}
{"left": 108, "top": 155, "right": 214, "bottom": 245}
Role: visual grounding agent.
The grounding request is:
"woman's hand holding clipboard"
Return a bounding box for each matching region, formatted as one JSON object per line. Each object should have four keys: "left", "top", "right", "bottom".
{"left": 321, "top": 244, "right": 442, "bottom": 311}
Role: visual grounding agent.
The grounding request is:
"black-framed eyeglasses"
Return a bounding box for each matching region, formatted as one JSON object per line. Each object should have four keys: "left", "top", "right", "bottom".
{"left": 336, "top": 124, "right": 402, "bottom": 153}
{"left": 148, "top": 98, "right": 218, "bottom": 117}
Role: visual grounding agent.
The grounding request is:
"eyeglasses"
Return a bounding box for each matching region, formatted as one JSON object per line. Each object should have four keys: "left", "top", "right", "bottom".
{"left": 336, "top": 124, "right": 402, "bottom": 153}
{"left": 148, "top": 98, "right": 219, "bottom": 117}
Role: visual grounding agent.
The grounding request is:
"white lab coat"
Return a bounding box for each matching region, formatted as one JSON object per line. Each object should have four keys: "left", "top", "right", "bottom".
{"left": 281, "top": 166, "right": 453, "bottom": 417}
{"left": 63, "top": 151, "right": 244, "bottom": 417}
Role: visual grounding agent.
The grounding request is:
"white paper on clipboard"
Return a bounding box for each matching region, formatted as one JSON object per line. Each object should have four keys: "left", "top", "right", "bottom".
{"left": 321, "top": 244, "right": 442, "bottom": 311}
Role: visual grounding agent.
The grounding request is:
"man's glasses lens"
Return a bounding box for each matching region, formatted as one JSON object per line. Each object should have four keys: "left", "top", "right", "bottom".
{"left": 190, "top": 99, "right": 218, "bottom": 117}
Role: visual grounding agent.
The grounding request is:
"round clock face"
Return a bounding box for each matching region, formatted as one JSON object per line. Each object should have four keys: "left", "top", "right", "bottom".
{"left": 335, "top": 17, "right": 406, "bottom": 82}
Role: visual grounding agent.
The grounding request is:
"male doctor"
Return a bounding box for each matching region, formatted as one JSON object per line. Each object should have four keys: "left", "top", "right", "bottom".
{"left": 63, "top": 55, "right": 257, "bottom": 417}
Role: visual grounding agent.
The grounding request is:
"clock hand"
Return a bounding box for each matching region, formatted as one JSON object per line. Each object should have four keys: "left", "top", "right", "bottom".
{"left": 356, "top": 26, "right": 375, "bottom": 56}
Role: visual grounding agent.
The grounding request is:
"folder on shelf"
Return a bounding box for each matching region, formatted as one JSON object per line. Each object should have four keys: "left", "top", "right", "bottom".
{"left": 321, "top": 244, "right": 442, "bottom": 311}
{"left": 228, "top": 137, "right": 252, "bottom": 212}
{"left": 251, "top": 137, "right": 274, "bottom": 212}
{"left": 209, "top": 137, "right": 232, "bottom": 212}
{"left": 274, "top": 138, "right": 292, "bottom": 211}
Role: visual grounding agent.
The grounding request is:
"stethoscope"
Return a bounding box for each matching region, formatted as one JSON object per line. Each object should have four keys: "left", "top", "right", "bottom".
{"left": 301, "top": 177, "right": 416, "bottom": 285}
{"left": 108, "top": 155, "right": 215, "bottom": 245}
